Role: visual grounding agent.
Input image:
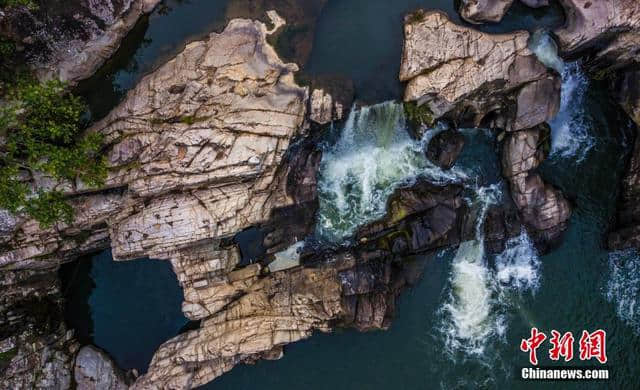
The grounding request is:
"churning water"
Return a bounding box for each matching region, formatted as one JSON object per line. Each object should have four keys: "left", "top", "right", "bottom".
{"left": 528, "top": 30, "right": 564, "bottom": 75}
{"left": 528, "top": 31, "right": 596, "bottom": 162}
{"left": 549, "top": 62, "right": 596, "bottom": 161}
{"left": 438, "top": 183, "right": 541, "bottom": 358}
{"left": 607, "top": 249, "right": 640, "bottom": 334}
{"left": 315, "top": 101, "right": 465, "bottom": 243}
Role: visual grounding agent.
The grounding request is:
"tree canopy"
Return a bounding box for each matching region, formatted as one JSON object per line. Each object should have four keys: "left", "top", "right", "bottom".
{"left": 0, "top": 79, "right": 106, "bottom": 227}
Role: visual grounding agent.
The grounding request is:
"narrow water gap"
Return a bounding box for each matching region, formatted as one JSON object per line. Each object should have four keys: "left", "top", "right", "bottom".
{"left": 59, "top": 250, "right": 189, "bottom": 374}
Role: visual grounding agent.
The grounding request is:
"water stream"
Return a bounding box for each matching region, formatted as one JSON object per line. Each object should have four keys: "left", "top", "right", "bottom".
{"left": 316, "top": 102, "right": 465, "bottom": 243}
{"left": 60, "top": 0, "right": 640, "bottom": 388}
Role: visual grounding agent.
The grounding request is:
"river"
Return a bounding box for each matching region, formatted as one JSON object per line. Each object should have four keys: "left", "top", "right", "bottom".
{"left": 62, "top": 0, "right": 639, "bottom": 389}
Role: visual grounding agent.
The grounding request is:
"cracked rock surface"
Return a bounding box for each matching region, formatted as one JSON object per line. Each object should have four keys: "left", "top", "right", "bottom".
{"left": 0, "top": 0, "right": 160, "bottom": 84}
{"left": 400, "top": 11, "right": 560, "bottom": 132}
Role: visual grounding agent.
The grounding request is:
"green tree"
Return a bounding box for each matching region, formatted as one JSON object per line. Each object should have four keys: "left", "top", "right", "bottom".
{"left": 0, "top": 79, "right": 106, "bottom": 227}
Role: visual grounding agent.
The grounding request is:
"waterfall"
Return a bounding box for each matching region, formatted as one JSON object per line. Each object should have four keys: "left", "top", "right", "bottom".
{"left": 440, "top": 184, "right": 503, "bottom": 355}
{"left": 606, "top": 249, "right": 640, "bottom": 334}
{"left": 549, "top": 62, "right": 595, "bottom": 161}
{"left": 528, "top": 30, "right": 564, "bottom": 75}
{"left": 315, "top": 101, "right": 466, "bottom": 244}
{"left": 440, "top": 186, "right": 541, "bottom": 357}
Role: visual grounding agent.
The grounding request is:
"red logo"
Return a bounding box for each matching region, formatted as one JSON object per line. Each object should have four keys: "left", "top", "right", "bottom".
{"left": 520, "top": 327, "right": 547, "bottom": 365}
{"left": 549, "top": 330, "right": 574, "bottom": 362}
{"left": 520, "top": 328, "right": 607, "bottom": 365}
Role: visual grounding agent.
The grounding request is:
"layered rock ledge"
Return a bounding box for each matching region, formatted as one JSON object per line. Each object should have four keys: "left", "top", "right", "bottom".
{"left": 400, "top": 11, "right": 560, "bottom": 132}
{"left": 0, "top": 0, "right": 160, "bottom": 84}
{"left": 400, "top": 10, "right": 570, "bottom": 248}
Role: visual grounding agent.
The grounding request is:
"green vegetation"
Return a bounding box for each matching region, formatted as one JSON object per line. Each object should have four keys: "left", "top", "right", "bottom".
{"left": 0, "top": 0, "right": 38, "bottom": 10}
{"left": 404, "top": 101, "right": 434, "bottom": 127}
{"left": 406, "top": 9, "right": 426, "bottom": 24}
{"left": 0, "top": 347, "right": 18, "bottom": 363}
{"left": 0, "top": 79, "right": 107, "bottom": 227}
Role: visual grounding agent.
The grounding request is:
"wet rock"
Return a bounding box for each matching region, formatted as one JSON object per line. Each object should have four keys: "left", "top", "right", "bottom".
{"left": 0, "top": 268, "right": 78, "bottom": 390}
{"left": 306, "top": 74, "right": 355, "bottom": 125}
{"left": 425, "top": 129, "right": 465, "bottom": 170}
{"left": 501, "top": 125, "right": 571, "bottom": 251}
{"left": 484, "top": 200, "right": 523, "bottom": 253}
{"left": 459, "top": 0, "right": 514, "bottom": 24}
{"left": 356, "top": 179, "right": 466, "bottom": 254}
{"left": 74, "top": 345, "right": 129, "bottom": 390}
{"left": 400, "top": 11, "right": 559, "bottom": 131}
{"left": 608, "top": 69, "right": 640, "bottom": 250}
{"left": 554, "top": 0, "right": 640, "bottom": 60}
{"left": 0, "top": 0, "right": 161, "bottom": 84}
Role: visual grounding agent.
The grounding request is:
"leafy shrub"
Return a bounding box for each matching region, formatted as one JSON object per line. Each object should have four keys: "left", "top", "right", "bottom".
{"left": 0, "top": 79, "right": 106, "bottom": 227}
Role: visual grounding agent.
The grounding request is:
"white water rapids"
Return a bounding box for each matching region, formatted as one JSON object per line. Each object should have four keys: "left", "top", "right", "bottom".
{"left": 315, "top": 100, "right": 542, "bottom": 357}
{"left": 606, "top": 249, "right": 640, "bottom": 334}
{"left": 439, "top": 186, "right": 541, "bottom": 357}
{"left": 529, "top": 30, "right": 595, "bottom": 162}
{"left": 315, "top": 101, "right": 466, "bottom": 243}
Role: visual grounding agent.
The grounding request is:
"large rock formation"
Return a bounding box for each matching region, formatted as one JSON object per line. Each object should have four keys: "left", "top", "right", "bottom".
{"left": 552, "top": 1, "right": 640, "bottom": 250}
{"left": 400, "top": 10, "right": 569, "bottom": 249}
{"left": 459, "top": 0, "right": 514, "bottom": 24}
{"left": 400, "top": 11, "right": 560, "bottom": 132}
{"left": 0, "top": 0, "right": 160, "bottom": 84}
{"left": 501, "top": 125, "right": 571, "bottom": 249}
{"left": 1, "top": 14, "right": 312, "bottom": 389}
{"left": 133, "top": 178, "right": 468, "bottom": 389}
{"left": 74, "top": 345, "right": 130, "bottom": 390}
{"left": 554, "top": 0, "right": 640, "bottom": 61}
{"left": 1, "top": 16, "right": 308, "bottom": 270}
{"left": 0, "top": 268, "right": 78, "bottom": 389}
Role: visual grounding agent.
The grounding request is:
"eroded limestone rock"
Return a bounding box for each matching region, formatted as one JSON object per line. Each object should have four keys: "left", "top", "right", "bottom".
{"left": 0, "top": 0, "right": 160, "bottom": 84}
{"left": 74, "top": 345, "right": 129, "bottom": 390}
{"left": 400, "top": 11, "right": 559, "bottom": 132}
{"left": 502, "top": 125, "right": 571, "bottom": 250}
{"left": 459, "top": 0, "right": 514, "bottom": 24}
{"left": 554, "top": 0, "right": 640, "bottom": 59}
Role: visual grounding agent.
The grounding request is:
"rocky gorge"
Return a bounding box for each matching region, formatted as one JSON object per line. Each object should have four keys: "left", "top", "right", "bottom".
{"left": 1, "top": 0, "right": 640, "bottom": 389}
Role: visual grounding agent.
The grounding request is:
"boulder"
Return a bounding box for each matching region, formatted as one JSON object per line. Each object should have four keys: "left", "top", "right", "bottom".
{"left": 0, "top": 268, "right": 78, "bottom": 390}
{"left": 133, "top": 247, "right": 424, "bottom": 389}
{"left": 501, "top": 125, "right": 571, "bottom": 250}
{"left": 425, "top": 130, "right": 465, "bottom": 170}
{"left": 608, "top": 69, "right": 640, "bottom": 250}
{"left": 400, "top": 11, "right": 559, "bottom": 132}
{"left": 74, "top": 345, "right": 129, "bottom": 390}
{"left": 554, "top": 0, "right": 640, "bottom": 67}
{"left": 0, "top": 0, "right": 161, "bottom": 84}
{"left": 459, "top": 0, "right": 514, "bottom": 24}
{"left": 0, "top": 17, "right": 308, "bottom": 269}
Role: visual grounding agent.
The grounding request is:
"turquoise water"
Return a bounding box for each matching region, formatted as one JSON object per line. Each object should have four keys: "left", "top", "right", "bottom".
{"left": 63, "top": 0, "right": 640, "bottom": 388}
{"left": 60, "top": 250, "right": 189, "bottom": 373}
{"left": 204, "top": 72, "right": 640, "bottom": 389}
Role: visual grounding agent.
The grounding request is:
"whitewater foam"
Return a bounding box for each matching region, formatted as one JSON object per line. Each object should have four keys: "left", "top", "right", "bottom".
{"left": 316, "top": 101, "right": 466, "bottom": 243}
{"left": 606, "top": 249, "right": 640, "bottom": 334}
{"left": 528, "top": 30, "right": 564, "bottom": 75}
{"left": 549, "top": 62, "right": 595, "bottom": 161}
{"left": 495, "top": 232, "right": 541, "bottom": 293}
